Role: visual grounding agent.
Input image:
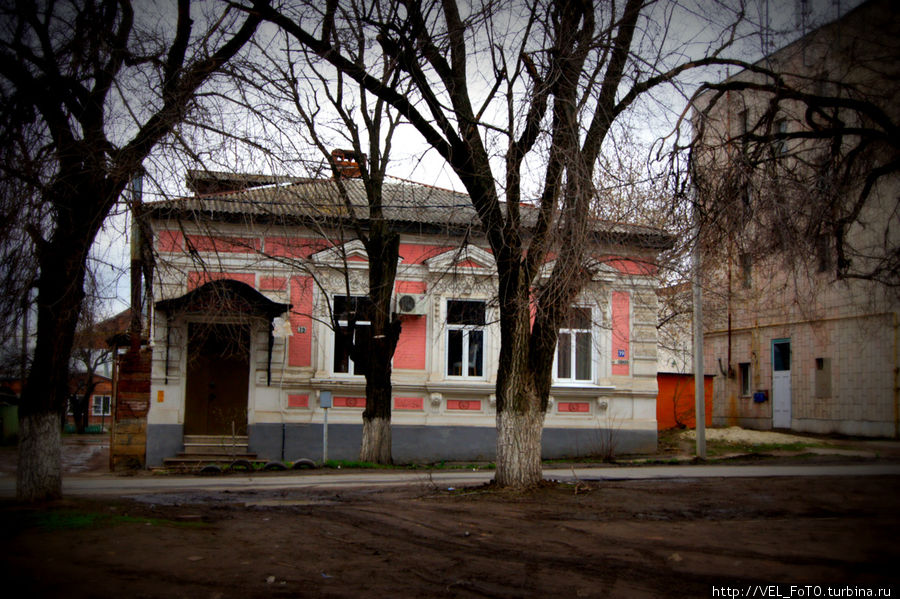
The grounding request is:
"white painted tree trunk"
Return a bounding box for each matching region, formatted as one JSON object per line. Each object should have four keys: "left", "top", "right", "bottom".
{"left": 495, "top": 408, "right": 545, "bottom": 488}
{"left": 17, "top": 411, "right": 62, "bottom": 502}
{"left": 359, "top": 416, "right": 392, "bottom": 464}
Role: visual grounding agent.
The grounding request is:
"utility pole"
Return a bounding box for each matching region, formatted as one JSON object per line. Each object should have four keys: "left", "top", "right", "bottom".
{"left": 129, "top": 171, "right": 144, "bottom": 354}
{"left": 693, "top": 194, "right": 707, "bottom": 459}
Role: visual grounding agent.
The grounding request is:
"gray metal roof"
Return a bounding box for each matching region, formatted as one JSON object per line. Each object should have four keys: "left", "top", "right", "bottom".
{"left": 146, "top": 177, "right": 672, "bottom": 248}
{"left": 149, "top": 178, "right": 477, "bottom": 229}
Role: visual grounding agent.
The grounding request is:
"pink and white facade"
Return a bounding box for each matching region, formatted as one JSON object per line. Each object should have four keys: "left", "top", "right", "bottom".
{"left": 144, "top": 175, "right": 669, "bottom": 465}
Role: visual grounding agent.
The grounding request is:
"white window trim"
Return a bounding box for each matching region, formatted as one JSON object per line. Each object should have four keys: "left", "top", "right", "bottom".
{"left": 333, "top": 319, "right": 371, "bottom": 376}
{"left": 91, "top": 395, "right": 112, "bottom": 416}
{"left": 739, "top": 362, "right": 751, "bottom": 397}
{"left": 445, "top": 299, "right": 487, "bottom": 380}
{"left": 331, "top": 294, "right": 371, "bottom": 377}
{"left": 553, "top": 306, "right": 597, "bottom": 386}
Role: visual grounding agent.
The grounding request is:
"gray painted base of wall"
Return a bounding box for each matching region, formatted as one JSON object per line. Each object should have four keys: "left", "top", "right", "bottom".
{"left": 146, "top": 424, "right": 184, "bottom": 467}
{"left": 248, "top": 423, "right": 656, "bottom": 464}
{"left": 146, "top": 423, "right": 656, "bottom": 466}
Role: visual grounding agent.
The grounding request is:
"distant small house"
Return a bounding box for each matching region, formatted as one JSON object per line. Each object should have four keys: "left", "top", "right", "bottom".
{"left": 66, "top": 374, "right": 114, "bottom": 430}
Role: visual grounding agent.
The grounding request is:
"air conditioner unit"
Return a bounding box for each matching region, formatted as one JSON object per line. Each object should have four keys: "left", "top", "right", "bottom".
{"left": 395, "top": 293, "right": 427, "bottom": 315}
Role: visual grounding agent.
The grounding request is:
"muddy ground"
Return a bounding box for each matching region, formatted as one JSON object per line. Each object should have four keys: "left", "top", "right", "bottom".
{"left": 1, "top": 473, "right": 898, "bottom": 598}
{"left": 1, "top": 434, "right": 899, "bottom": 597}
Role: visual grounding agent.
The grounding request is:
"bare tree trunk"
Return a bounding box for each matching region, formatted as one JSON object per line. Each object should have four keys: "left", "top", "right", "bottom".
{"left": 359, "top": 227, "right": 400, "bottom": 464}
{"left": 493, "top": 264, "right": 548, "bottom": 488}
{"left": 17, "top": 235, "right": 87, "bottom": 501}
{"left": 360, "top": 416, "right": 392, "bottom": 464}
{"left": 495, "top": 397, "right": 545, "bottom": 488}
{"left": 359, "top": 331, "right": 396, "bottom": 464}
{"left": 16, "top": 411, "right": 62, "bottom": 502}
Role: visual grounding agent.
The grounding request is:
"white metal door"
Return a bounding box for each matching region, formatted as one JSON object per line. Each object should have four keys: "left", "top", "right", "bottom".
{"left": 772, "top": 340, "right": 791, "bottom": 429}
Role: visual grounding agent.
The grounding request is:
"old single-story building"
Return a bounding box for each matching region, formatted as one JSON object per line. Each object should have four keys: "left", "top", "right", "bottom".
{"left": 142, "top": 166, "right": 672, "bottom": 465}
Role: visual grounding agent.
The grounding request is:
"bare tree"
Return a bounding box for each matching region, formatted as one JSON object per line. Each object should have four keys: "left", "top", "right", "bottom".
{"left": 237, "top": 6, "right": 411, "bottom": 463}
{"left": 0, "top": 0, "right": 267, "bottom": 502}
{"left": 249, "top": 0, "right": 741, "bottom": 487}
{"left": 682, "top": 0, "right": 900, "bottom": 290}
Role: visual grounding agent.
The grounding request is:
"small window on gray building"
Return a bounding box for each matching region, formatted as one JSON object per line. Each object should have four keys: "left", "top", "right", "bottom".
{"left": 815, "top": 357, "right": 832, "bottom": 398}
{"left": 739, "top": 252, "right": 752, "bottom": 289}
{"left": 739, "top": 362, "right": 751, "bottom": 397}
{"left": 739, "top": 108, "right": 750, "bottom": 154}
{"left": 816, "top": 234, "right": 832, "bottom": 273}
{"left": 774, "top": 118, "right": 788, "bottom": 155}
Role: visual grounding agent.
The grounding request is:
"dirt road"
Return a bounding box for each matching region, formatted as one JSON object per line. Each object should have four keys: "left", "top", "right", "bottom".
{"left": 2, "top": 474, "right": 898, "bottom": 598}
{"left": 1, "top": 433, "right": 898, "bottom": 597}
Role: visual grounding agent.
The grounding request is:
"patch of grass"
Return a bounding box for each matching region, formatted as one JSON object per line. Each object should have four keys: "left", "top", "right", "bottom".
{"left": 704, "top": 440, "right": 825, "bottom": 456}
{"left": 630, "top": 457, "right": 684, "bottom": 465}
{"left": 323, "top": 459, "right": 392, "bottom": 469}
{"left": 320, "top": 459, "right": 496, "bottom": 471}
{"left": 2, "top": 509, "right": 207, "bottom": 535}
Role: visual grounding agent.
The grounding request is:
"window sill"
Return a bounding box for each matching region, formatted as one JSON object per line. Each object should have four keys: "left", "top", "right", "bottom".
{"left": 549, "top": 384, "right": 616, "bottom": 397}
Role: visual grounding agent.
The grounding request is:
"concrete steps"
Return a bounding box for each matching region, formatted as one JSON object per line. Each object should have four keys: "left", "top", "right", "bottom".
{"left": 161, "top": 435, "right": 258, "bottom": 472}
{"left": 182, "top": 434, "right": 251, "bottom": 456}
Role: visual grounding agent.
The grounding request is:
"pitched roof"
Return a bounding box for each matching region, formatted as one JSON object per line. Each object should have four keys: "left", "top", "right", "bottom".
{"left": 145, "top": 176, "right": 672, "bottom": 249}
{"left": 148, "top": 177, "right": 476, "bottom": 232}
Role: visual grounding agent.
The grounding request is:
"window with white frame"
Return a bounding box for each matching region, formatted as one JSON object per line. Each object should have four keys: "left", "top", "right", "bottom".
{"left": 739, "top": 362, "right": 751, "bottom": 397}
{"left": 332, "top": 295, "right": 373, "bottom": 376}
{"left": 556, "top": 307, "right": 593, "bottom": 382}
{"left": 91, "top": 395, "right": 111, "bottom": 416}
{"left": 446, "top": 299, "right": 485, "bottom": 377}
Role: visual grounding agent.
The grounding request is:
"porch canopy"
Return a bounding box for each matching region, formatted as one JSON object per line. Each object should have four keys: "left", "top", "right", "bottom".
{"left": 155, "top": 279, "right": 292, "bottom": 385}
{"left": 156, "top": 279, "right": 290, "bottom": 319}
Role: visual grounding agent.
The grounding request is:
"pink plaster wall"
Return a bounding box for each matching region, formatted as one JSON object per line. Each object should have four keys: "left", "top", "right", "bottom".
{"left": 398, "top": 243, "right": 453, "bottom": 264}
{"left": 611, "top": 290, "right": 630, "bottom": 376}
{"left": 393, "top": 280, "right": 427, "bottom": 370}
{"left": 396, "top": 281, "right": 427, "bottom": 294}
{"left": 259, "top": 276, "right": 287, "bottom": 291}
{"left": 394, "top": 397, "right": 424, "bottom": 410}
{"left": 334, "top": 396, "right": 365, "bottom": 408}
{"left": 394, "top": 316, "right": 427, "bottom": 369}
{"left": 187, "top": 271, "right": 255, "bottom": 291}
{"left": 186, "top": 235, "right": 260, "bottom": 253}
{"left": 601, "top": 256, "right": 658, "bottom": 276}
{"left": 288, "top": 276, "right": 313, "bottom": 367}
{"left": 557, "top": 401, "right": 590, "bottom": 413}
{"left": 288, "top": 394, "right": 309, "bottom": 408}
{"left": 265, "top": 237, "right": 326, "bottom": 259}
{"left": 157, "top": 230, "right": 184, "bottom": 252}
{"left": 446, "top": 399, "right": 481, "bottom": 411}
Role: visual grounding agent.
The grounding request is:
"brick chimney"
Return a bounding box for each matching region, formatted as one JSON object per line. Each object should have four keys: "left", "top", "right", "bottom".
{"left": 331, "top": 149, "right": 366, "bottom": 178}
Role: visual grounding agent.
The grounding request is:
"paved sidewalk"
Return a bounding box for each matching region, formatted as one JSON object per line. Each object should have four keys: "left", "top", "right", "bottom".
{"left": 2, "top": 462, "right": 899, "bottom": 498}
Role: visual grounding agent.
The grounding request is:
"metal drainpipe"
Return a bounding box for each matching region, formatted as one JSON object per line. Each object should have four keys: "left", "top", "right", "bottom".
{"left": 894, "top": 312, "right": 899, "bottom": 438}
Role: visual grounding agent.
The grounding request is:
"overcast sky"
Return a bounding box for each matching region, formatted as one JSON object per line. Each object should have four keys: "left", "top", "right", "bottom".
{"left": 92, "top": 0, "right": 866, "bottom": 317}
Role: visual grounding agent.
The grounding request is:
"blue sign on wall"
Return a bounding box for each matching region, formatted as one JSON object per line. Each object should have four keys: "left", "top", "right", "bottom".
{"left": 617, "top": 349, "right": 626, "bottom": 358}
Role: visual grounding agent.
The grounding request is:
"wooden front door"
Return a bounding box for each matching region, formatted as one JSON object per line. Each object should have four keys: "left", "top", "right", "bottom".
{"left": 185, "top": 323, "right": 250, "bottom": 435}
